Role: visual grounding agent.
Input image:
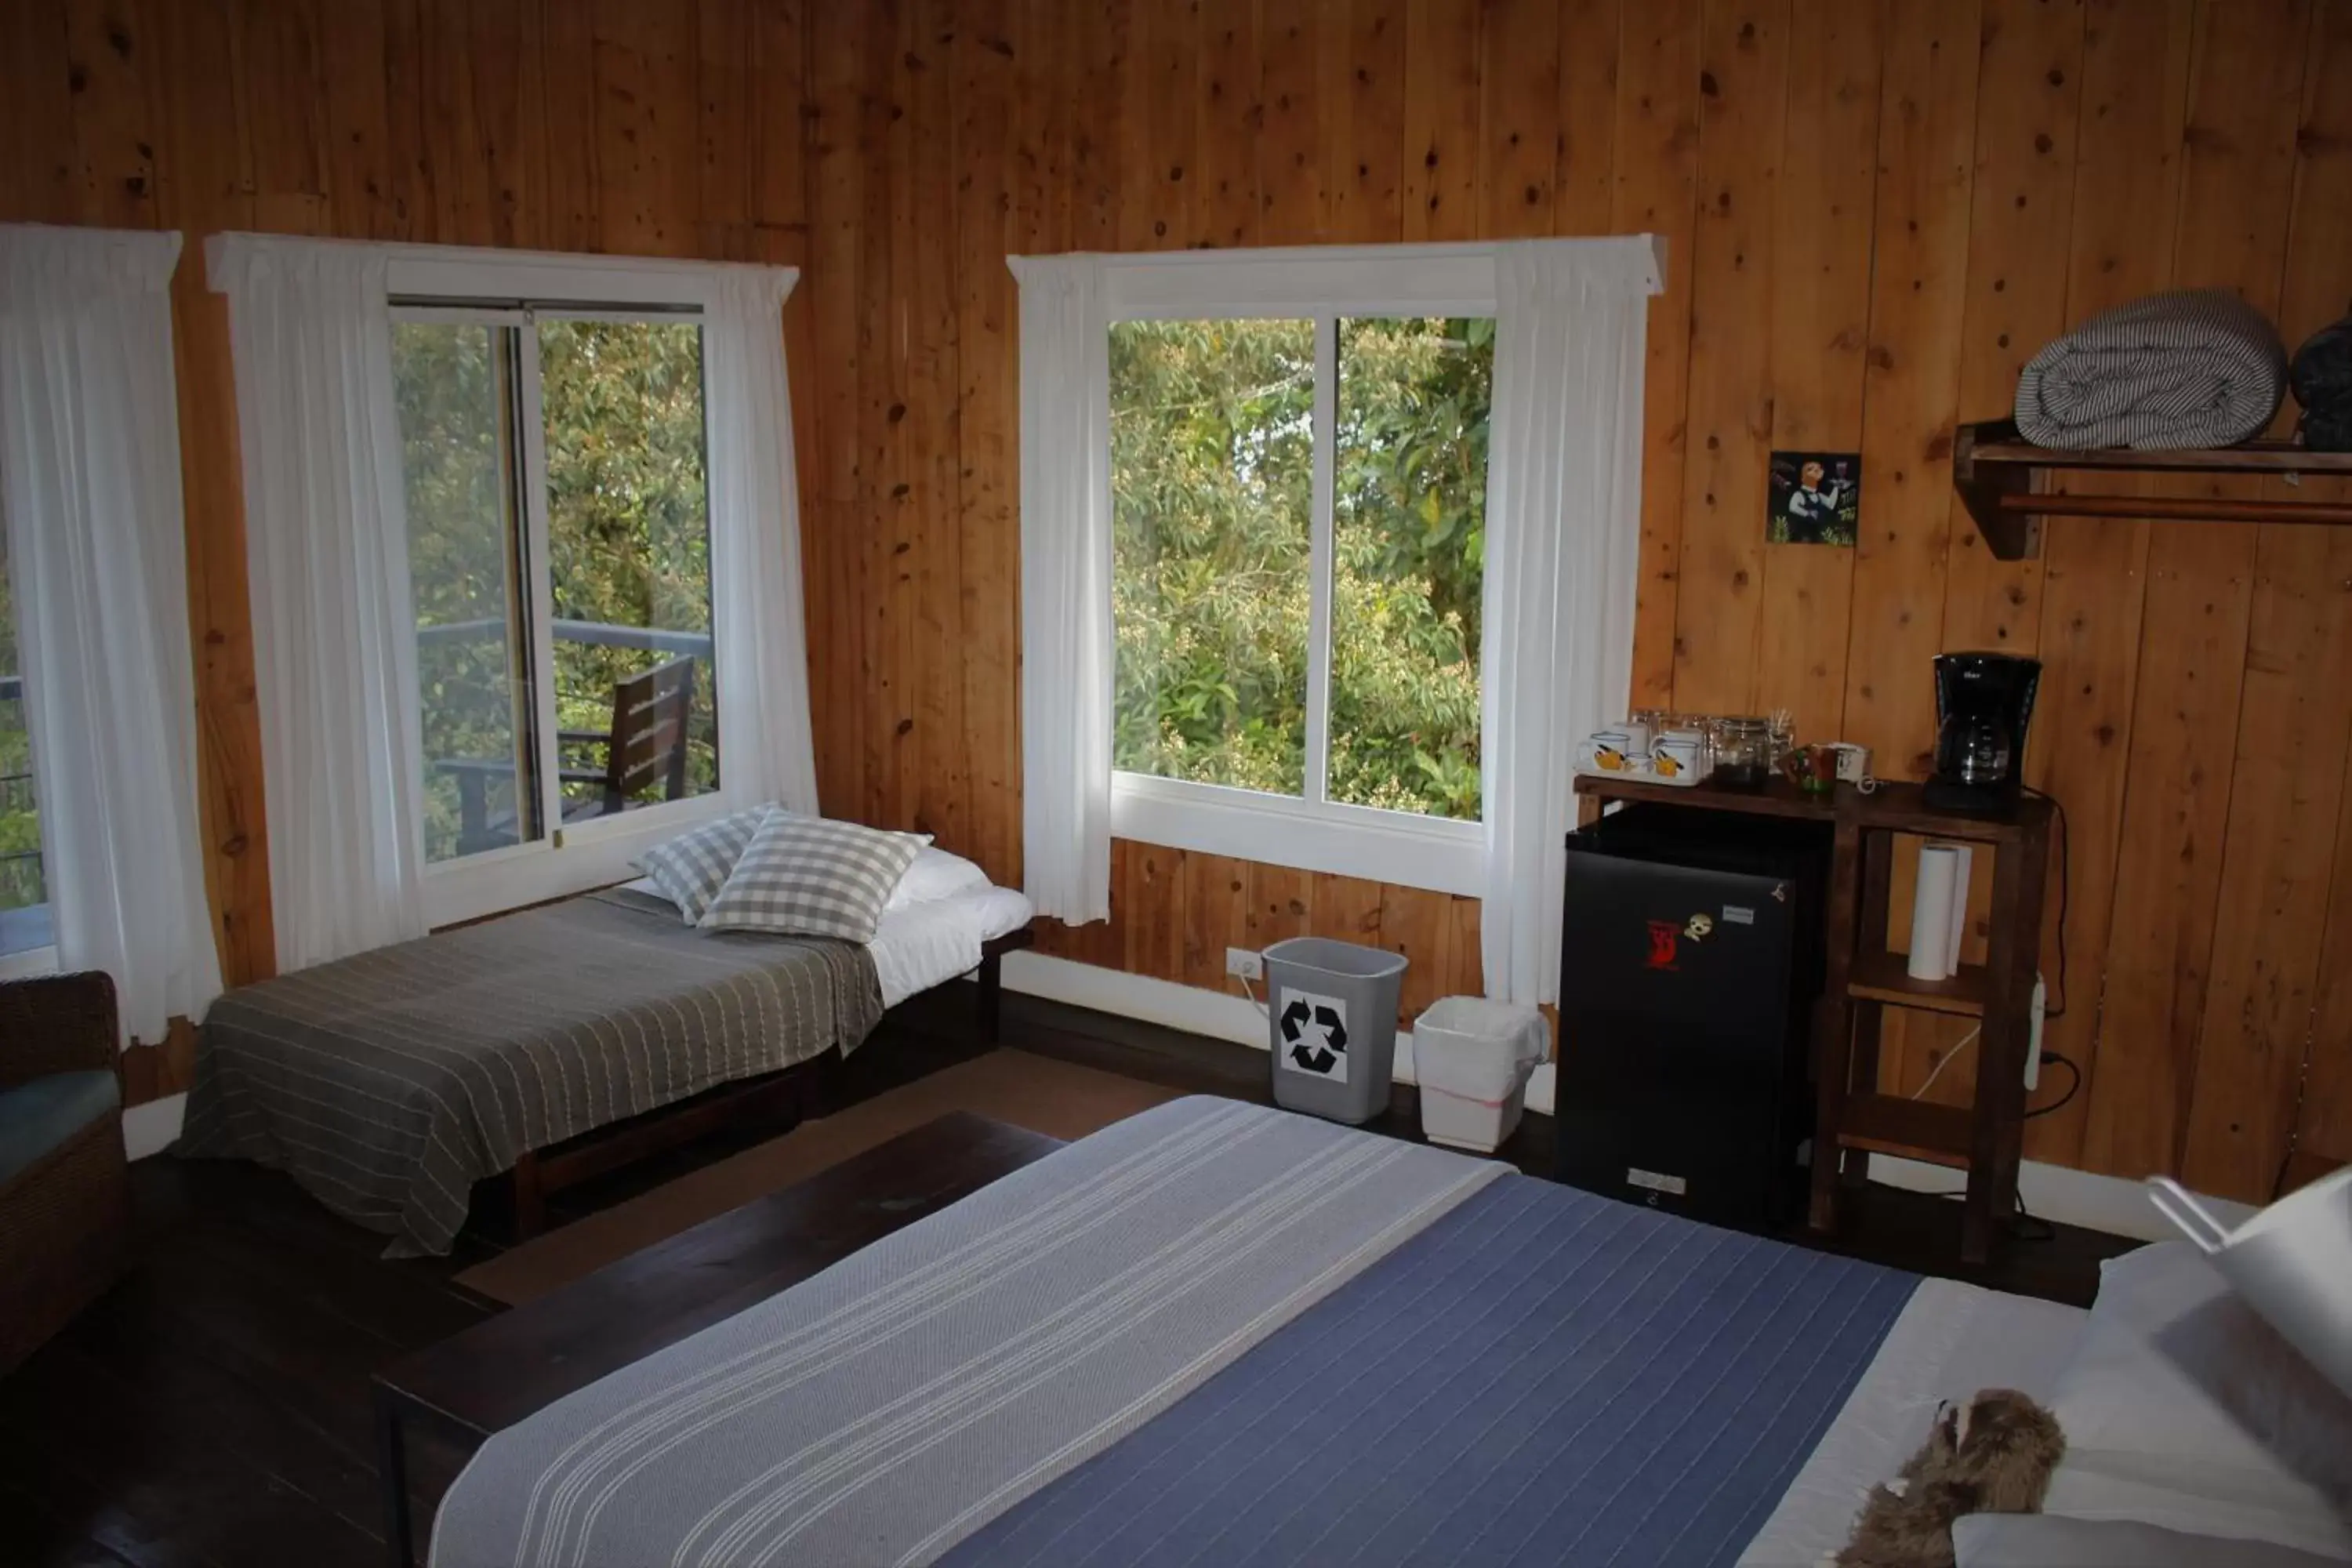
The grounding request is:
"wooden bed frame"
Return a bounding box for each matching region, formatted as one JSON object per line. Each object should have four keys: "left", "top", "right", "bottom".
{"left": 502, "top": 924, "right": 1035, "bottom": 1238}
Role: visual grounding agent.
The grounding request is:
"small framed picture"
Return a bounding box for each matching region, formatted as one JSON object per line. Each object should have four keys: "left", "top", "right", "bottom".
{"left": 1768, "top": 451, "right": 1860, "bottom": 546}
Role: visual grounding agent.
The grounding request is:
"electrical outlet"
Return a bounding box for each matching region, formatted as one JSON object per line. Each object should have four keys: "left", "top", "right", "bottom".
{"left": 1225, "top": 946, "right": 1264, "bottom": 981}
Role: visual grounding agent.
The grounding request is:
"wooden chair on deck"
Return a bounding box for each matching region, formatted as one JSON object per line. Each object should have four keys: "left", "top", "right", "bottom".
{"left": 443, "top": 656, "right": 698, "bottom": 856}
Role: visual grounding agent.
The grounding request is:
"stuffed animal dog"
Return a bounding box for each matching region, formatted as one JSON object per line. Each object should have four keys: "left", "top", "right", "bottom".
{"left": 1834, "top": 1388, "right": 2066, "bottom": 1568}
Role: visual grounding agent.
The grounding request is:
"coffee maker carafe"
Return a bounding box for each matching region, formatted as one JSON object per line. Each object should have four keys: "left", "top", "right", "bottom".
{"left": 1922, "top": 652, "right": 2040, "bottom": 814}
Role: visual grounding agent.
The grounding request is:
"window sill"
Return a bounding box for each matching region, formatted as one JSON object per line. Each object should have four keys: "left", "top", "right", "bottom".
{"left": 0, "top": 941, "right": 60, "bottom": 982}
{"left": 1109, "top": 773, "right": 1483, "bottom": 896}
{"left": 0, "top": 902, "right": 58, "bottom": 978}
{"left": 422, "top": 793, "right": 738, "bottom": 928}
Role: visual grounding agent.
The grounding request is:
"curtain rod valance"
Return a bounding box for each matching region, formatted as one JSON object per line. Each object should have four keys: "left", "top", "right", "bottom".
{"left": 1011, "top": 236, "right": 1662, "bottom": 323}
{"left": 205, "top": 234, "right": 796, "bottom": 307}
{"left": 0, "top": 223, "right": 182, "bottom": 303}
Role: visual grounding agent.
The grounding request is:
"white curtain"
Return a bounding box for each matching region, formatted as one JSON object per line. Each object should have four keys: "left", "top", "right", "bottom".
{"left": 0, "top": 224, "right": 223, "bottom": 1047}
{"left": 209, "top": 234, "right": 427, "bottom": 974}
{"left": 704, "top": 270, "right": 821, "bottom": 815}
{"left": 1481, "top": 238, "right": 1662, "bottom": 1005}
{"left": 1009, "top": 254, "right": 1114, "bottom": 922}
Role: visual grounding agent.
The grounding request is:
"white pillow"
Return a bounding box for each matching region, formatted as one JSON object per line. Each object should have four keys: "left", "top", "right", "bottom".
{"left": 884, "top": 847, "right": 993, "bottom": 911}
{"left": 2042, "top": 1242, "right": 2352, "bottom": 1560}
{"left": 1955, "top": 1513, "right": 2347, "bottom": 1566}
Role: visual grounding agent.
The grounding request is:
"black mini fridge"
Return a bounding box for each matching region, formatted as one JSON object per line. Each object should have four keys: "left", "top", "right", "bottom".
{"left": 1554, "top": 805, "right": 1829, "bottom": 1231}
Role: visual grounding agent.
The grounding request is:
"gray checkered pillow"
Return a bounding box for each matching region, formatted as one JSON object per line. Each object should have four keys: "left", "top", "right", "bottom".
{"left": 633, "top": 805, "right": 772, "bottom": 924}
{"left": 698, "top": 810, "right": 924, "bottom": 942}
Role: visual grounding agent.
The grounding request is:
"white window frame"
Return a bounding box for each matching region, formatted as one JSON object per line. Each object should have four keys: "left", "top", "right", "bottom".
{"left": 385, "top": 248, "right": 750, "bottom": 928}
{"left": 1100, "top": 245, "right": 1501, "bottom": 898}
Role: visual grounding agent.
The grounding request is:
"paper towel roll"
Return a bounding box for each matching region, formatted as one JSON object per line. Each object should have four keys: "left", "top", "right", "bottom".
{"left": 1944, "top": 844, "right": 1973, "bottom": 975}
{"left": 1910, "top": 845, "right": 1960, "bottom": 982}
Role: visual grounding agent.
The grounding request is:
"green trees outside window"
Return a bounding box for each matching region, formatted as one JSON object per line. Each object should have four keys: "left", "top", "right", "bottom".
{"left": 1109, "top": 314, "right": 1492, "bottom": 821}
{"left": 0, "top": 533, "right": 42, "bottom": 935}
{"left": 394, "top": 314, "right": 719, "bottom": 866}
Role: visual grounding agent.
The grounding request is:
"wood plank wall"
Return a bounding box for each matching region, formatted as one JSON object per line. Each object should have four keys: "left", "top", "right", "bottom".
{"left": 4, "top": 0, "right": 2348, "bottom": 1203}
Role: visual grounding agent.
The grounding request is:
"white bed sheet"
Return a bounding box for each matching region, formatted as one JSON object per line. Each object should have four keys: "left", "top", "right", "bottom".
{"left": 866, "top": 884, "right": 1034, "bottom": 1007}
{"left": 1737, "top": 1276, "right": 2088, "bottom": 1567}
{"left": 619, "top": 877, "right": 1033, "bottom": 1009}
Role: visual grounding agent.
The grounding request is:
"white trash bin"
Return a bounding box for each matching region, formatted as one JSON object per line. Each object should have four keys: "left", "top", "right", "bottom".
{"left": 1413, "top": 996, "right": 1548, "bottom": 1153}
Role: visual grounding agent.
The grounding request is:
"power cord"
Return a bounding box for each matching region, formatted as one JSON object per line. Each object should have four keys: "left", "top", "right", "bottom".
{"left": 1237, "top": 973, "right": 1270, "bottom": 1020}
{"left": 1907, "top": 1031, "right": 2079, "bottom": 1121}
{"left": 1907, "top": 1025, "right": 1980, "bottom": 1101}
{"left": 2023, "top": 1050, "right": 2080, "bottom": 1120}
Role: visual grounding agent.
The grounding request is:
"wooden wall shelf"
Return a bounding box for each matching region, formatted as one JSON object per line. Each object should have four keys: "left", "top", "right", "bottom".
{"left": 1952, "top": 419, "right": 2352, "bottom": 561}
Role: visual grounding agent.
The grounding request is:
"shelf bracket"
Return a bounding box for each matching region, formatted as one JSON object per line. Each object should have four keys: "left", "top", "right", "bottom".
{"left": 1952, "top": 419, "right": 2042, "bottom": 561}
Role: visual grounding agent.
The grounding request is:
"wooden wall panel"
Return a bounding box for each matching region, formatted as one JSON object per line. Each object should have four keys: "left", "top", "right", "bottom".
{"left": 2180, "top": 0, "right": 2352, "bottom": 1197}
{"left": 1401, "top": 0, "right": 1482, "bottom": 241}
{"left": 1612, "top": 0, "right": 1702, "bottom": 710}
{"left": 1751, "top": 0, "right": 1878, "bottom": 742}
{"left": 5, "top": 0, "right": 2348, "bottom": 1191}
{"left": 1668, "top": 0, "right": 1787, "bottom": 717}
{"left": 1261, "top": 0, "right": 1328, "bottom": 245}
{"left": 1477, "top": 0, "right": 1563, "bottom": 240}
{"left": 1196, "top": 0, "right": 1262, "bottom": 249}
{"left": 1334, "top": 0, "right": 1407, "bottom": 242}
{"left": 2017, "top": 0, "right": 2192, "bottom": 1165}
{"left": 2078, "top": 0, "right": 2310, "bottom": 1181}
{"left": 2283, "top": 0, "right": 2352, "bottom": 1185}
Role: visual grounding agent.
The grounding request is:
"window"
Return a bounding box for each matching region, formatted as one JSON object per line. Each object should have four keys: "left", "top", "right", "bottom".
{"left": 393, "top": 301, "right": 720, "bottom": 911}
{"left": 0, "top": 528, "right": 49, "bottom": 964}
{"left": 1108, "top": 304, "right": 1492, "bottom": 891}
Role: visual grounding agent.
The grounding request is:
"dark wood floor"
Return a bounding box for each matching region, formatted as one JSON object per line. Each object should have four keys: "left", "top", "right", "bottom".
{"left": 0, "top": 985, "right": 2133, "bottom": 1567}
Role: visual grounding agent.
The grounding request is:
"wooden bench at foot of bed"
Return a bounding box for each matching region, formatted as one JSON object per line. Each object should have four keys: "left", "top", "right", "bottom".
{"left": 501, "top": 925, "right": 1034, "bottom": 1239}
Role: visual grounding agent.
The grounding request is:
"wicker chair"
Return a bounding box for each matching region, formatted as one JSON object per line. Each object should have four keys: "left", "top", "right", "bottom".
{"left": 0, "top": 971, "right": 129, "bottom": 1374}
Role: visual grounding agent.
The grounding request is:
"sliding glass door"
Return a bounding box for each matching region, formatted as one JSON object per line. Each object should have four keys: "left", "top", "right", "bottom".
{"left": 390, "top": 306, "right": 719, "bottom": 872}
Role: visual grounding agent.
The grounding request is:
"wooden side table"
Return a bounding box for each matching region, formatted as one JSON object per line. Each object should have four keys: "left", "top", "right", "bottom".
{"left": 1813, "top": 788, "right": 2052, "bottom": 1265}
{"left": 1571, "top": 774, "right": 2054, "bottom": 1265}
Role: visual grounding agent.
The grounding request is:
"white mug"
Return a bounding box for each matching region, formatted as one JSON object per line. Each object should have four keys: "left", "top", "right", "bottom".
{"left": 1580, "top": 728, "right": 1648, "bottom": 774}
{"left": 1832, "top": 742, "right": 1873, "bottom": 786}
{"left": 1652, "top": 729, "right": 1706, "bottom": 783}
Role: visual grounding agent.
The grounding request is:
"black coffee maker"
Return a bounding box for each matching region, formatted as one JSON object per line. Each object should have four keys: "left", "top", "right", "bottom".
{"left": 1922, "top": 652, "right": 2040, "bottom": 814}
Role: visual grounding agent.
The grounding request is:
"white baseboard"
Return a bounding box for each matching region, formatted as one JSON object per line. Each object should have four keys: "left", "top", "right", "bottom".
{"left": 122, "top": 1092, "right": 185, "bottom": 1162}
{"left": 1864, "top": 1148, "right": 2257, "bottom": 1246}
{"left": 1000, "top": 952, "right": 2263, "bottom": 1244}
{"left": 1001, "top": 950, "right": 1557, "bottom": 1116}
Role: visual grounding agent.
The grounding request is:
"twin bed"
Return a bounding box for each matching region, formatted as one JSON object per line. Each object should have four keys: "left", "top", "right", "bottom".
{"left": 178, "top": 867, "right": 1033, "bottom": 1256}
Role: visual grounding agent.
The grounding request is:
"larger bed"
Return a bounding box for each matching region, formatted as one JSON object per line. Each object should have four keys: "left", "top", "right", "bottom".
{"left": 178, "top": 873, "right": 1033, "bottom": 1257}
{"left": 426, "top": 1097, "right": 2114, "bottom": 1568}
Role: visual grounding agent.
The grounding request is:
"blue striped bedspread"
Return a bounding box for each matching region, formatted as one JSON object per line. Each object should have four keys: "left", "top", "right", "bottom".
{"left": 947, "top": 1174, "right": 1917, "bottom": 1568}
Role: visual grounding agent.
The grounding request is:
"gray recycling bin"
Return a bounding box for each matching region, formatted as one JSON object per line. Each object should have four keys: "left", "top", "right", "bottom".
{"left": 1264, "top": 937, "right": 1408, "bottom": 1125}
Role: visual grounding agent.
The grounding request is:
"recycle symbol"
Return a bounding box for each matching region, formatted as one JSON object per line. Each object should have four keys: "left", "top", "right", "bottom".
{"left": 1281, "top": 996, "right": 1348, "bottom": 1075}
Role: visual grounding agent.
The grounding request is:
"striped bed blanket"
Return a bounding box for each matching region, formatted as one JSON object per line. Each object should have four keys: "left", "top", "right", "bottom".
{"left": 179, "top": 888, "right": 883, "bottom": 1257}
{"left": 2014, "top": 288, "right": 2287, "bottom": 450}
{"left": 431, "top": 1098, "right": 1916, "bottom": 1567}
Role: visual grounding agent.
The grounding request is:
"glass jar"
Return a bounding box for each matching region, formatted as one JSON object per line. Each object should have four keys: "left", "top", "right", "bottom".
{"left": 1711, "top": 717, "right": 1776, "bottom": 790}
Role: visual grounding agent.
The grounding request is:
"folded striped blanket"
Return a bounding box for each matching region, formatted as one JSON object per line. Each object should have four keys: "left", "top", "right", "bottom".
{"left": 2014, "top": 289, "right": 2287, "bottom": 450}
